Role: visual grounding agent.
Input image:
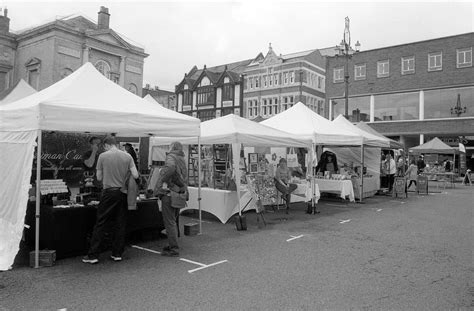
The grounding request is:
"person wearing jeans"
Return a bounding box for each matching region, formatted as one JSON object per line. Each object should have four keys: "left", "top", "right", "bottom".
{"left": 274, "top": 158, "right": 297, "bottom": 214}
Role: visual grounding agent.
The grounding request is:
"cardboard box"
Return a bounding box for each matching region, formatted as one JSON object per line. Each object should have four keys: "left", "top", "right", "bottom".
{"left": 29, "top": 250, "right": 56, "bottom": 268}
{"left": 184, "top": 223, "right": 199, "bottom": 236}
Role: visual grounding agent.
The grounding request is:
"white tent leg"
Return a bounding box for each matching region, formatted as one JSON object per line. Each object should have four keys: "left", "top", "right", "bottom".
{"left": 35, "top": 130, "right": 42, "bottom": 268}
{"left": 359, "top": 144, "right": 364, "bottom": 203}
{"left": 198, "top": 138, "right": 202, "bottom": 235}
{"left": 232, "top": 143, "right": 242, "bottom": 216}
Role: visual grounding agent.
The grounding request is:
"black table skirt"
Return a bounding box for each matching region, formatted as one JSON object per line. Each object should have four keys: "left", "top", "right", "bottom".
{"left": 24, "top": 200, "right": 164, "bottom": 259}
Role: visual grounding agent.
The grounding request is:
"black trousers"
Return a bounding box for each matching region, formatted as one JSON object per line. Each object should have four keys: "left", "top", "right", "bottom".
{"left": 388, "top": 174, "right": 395, "bottom": 191}
{"left": 88, "top": 189, "right": 127, "bottom": 258}
{"left": 275, "top": 179, "right": 298, "bottom": 208}
{"left": 161, "top": 196, "right": 180, "bottom": 250}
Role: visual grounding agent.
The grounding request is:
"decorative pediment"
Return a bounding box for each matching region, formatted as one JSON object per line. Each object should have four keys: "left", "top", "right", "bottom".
{"left": 25, "top": 57, "right": 41, "bottom": 67}
{"left": 86, "top": 29, "right": 131, "bottom": 49}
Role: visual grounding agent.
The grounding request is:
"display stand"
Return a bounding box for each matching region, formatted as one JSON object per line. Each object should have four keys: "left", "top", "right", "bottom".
{"left": 393, "top": 177, "right": 407, "bottom": 198}
{"left": 417, "top": 175, "right": 429, "bottom": 194}
{"left": 463, "top": 170, "right": 472, "bottom": 186}
{"left": 245, "top": 175, "right": 268, "bottom": 228}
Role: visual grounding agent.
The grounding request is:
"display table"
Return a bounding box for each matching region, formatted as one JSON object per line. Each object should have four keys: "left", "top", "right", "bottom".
{"left": 291, "top": 180, "right": 321, "bottom": 203}
{"left": 24, "top": 199, "right": 164, "bottom": 259}
{"left": 423, "top": 172, "right": 456, "bottom": 188}
{"left": 313, "top": 178, "right": 355, "bottom": 202}
{"left": 351, "top": 176, "right": 379, "bottom": 199}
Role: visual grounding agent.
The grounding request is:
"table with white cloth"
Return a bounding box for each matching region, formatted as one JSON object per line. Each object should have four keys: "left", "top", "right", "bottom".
{"left": 290, "top": 179, "right": 321, "bottom": 204}
{"left": 312, "top": 178, "right": 355, "bottom": 202}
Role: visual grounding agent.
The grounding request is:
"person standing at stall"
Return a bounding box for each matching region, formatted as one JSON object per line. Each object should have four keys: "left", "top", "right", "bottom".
{"left": 153, "top": 141, "right": 188, "bottom": 257}
{"left": 82, "top": 136, "right": 138, "bottom": 264}
{"left": 385, "top": 153, "right": 396, "bottom": 193}
{"left": 405, "top": 159, "right": 418, "bottom": 190}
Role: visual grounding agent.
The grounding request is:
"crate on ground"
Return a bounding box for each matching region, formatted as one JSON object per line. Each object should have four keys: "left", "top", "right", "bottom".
{"left": 184, "top": 223, "right": 199, "bottom": 236}
{"left": 29, "top": 250, "right": 56, "bottom": 268}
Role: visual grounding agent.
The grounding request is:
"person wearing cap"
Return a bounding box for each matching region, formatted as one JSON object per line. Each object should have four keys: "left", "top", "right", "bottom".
{"left": 82, "top": 135, "right": 139, "bottom": 264}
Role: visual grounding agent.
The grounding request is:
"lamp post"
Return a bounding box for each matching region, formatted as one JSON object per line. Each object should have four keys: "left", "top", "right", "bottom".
{"left": 336, "top": 17, "right": 360, "bottom": 120}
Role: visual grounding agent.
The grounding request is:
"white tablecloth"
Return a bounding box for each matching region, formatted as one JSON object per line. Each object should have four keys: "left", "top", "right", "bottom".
{"left": 313, "top": 178, "right": 355, "bottom": 202}
{"left": 291, "top": 181, "right": 320, "bottom": 203}
{"left": 184, "top": 187, "right": 255, "bottom": 224}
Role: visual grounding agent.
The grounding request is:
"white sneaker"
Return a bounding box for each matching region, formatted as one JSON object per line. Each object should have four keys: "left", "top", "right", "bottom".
{"left": 110, "top": 255, "right": 122, "bottom": 262}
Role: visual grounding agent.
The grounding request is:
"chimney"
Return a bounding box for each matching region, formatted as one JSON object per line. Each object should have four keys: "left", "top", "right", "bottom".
{"left": 0, "top": 8, "right": 10, "bottom": 33}
{"left": 97, "top": 6, "right": 110, "bottom": 29}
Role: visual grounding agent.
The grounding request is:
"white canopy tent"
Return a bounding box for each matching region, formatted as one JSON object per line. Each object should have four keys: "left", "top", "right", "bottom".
{"left": 151, "top": 113, "right": 312, "bottom": 221}
{"left": 0, "top": 62, "right": 200, "bottom": 270}
{"left": 143, "top": 94, "right": 163, "bottom": 106}
{"left": 0, "top": 79, "right": 37, "bottom": 106}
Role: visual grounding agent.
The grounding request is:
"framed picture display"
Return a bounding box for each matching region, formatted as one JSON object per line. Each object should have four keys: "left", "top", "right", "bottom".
{"left": 249, "top": 163, "right": 258, "bottom": 173}
{"left": 249, "top": 153, "right": 258, "bottom": 164}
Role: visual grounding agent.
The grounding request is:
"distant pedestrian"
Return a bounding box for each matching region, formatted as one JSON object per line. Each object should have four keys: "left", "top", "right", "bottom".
{"left": 417, "top": 155, "right": 426, "bottom": 174}
{"left": 385, "top": 153, "right": 396, "bottom": 192}
{"left": 405, "top": 159, "right": 418, "bottom": 189}
{"left": 153, "top": 141, "right": 188, "bottom": 257}
{"left": 82, "top": 136, "right": 139, "bottom": 264}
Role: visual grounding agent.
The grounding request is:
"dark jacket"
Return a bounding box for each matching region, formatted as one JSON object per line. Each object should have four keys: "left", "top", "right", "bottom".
{"left": 153, "top": 150, "right": 187, "bottom": 197}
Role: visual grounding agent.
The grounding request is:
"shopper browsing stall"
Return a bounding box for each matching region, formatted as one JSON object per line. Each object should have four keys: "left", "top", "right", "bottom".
{"left": 405, "top": 159, "right": 418, "bottom": 190}
{"left": 82, "top": 136, "right": 139, "bottom": 264}
{"left": 384, "top": 153, "right": 396, "bottom": 192}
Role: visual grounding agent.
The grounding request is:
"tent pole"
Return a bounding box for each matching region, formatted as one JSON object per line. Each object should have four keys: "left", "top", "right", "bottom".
{"left": 35, "top": 130, "right": 42, "bottom": 268}
{"left": 359, "top": 144, "right": 364, "bottom": 203}
{"left": 311, "top": 143, "right": 315, "bottom": 210}
{"left": 232, "top": 143, "right": 242, "bottom": 217}
{"left": 197, "top": 137, "right": 202, "bottom": 235}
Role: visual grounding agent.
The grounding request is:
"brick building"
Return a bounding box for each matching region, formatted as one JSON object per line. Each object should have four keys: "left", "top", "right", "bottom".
{"left": 175, "top": 60, "right": 249, "bottom": 121}
{"left": 243, "top": 44, "right": 328, "bottom": 120}
{"left": 142, "top": 85, "right": 176, "bottom": 111}
{"left": 326, "top": 33, "right": 474, "bottom": 158}
{"left": 0, "top": 6, "right": 148, "bottom": 95}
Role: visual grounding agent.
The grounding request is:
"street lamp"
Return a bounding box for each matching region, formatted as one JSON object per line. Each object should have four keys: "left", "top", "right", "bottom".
{"left": 336, "top": 17, "right": 360, "bottom": 120}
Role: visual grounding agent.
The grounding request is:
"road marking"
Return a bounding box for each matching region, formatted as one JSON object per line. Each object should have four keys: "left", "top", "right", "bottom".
{"left": 339, "top": 219, "right": 351, "bottom": 224}
{"left": 286, "top": 235, "right": 304, "bottom": 242}
{"left": 131, "top": 244, "right": 161, "bottom": 254}
{"left": 179, "top": 258, "right": 206, "bottom": 267}
{"left": 376, "top": 209, "right": 382, "bottom": 212}
{"left": 187, "top": 260, "right": 228, "bottom": 273}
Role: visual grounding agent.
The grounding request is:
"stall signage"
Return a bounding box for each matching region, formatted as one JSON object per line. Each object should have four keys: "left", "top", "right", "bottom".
{"left": 393, "top": 177, "right": 407, "bottom": 198}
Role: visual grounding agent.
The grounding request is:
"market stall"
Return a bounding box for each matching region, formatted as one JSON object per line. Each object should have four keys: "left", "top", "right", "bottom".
{"left": 0, "top": 62, "right": 200, "bottom": 270}
{"left": 0, "top": 79, "right": 37, "bottom": 106}
{"left": 150, "top": 114, "right": 313, "bottom": 223}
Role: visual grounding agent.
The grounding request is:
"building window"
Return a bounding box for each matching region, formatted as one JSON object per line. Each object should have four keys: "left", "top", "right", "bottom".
{"left": 428, "top": 52, "right": 442, "bottom": 71}
{"left": 263, "top": 76, "right": 267, "bottom": 87}
{"left": 183, "top": 90, "right": 192, "bottom": 106}
{"left": 377, "top": 60, "right": 390, "bottom": 78}
{"left": 262, "top": 99, "right": 268, "bottom": 116}
{"left": 354, "top": 64, "right": 366, "bottom": 80}
{"left": 274, "top": 74, "right": 279, "bottom": 85}
{"left": 457, "top": 48, "right": 472, "bottom": 68}
{"left": 269, "top": 75, "right": 273, "bottom": 86}
{"left": 290, "top": 71, "right": 295, "bottom": 84}
{"left": 0, "top": 70, "right": 9, "bottom": 92}
{"left": 318, "top": 76, "right": 323, "bottom": 89}
{"left": 247, "top": 100, "right": 253, "bottom": 117}
{"left": 128, "top": 83, "right": 138, "bottom": 94}
{"left": 401, "top": 56, "right": 415, "bottom": 75}
{"left": 284, "top": 72, "right": 288, "bottom": 84}
{"left": 197, "top": 86, "right": 215, "bottom": 106}
{"left": 333, "top": 67, "right": 344, "bottom": 83}
{"left": 197, "top": 110, "right": 215, "bottom": 121}
{"left": 249, "top": 77, "right": 253, "bottom": 89}
{"left": 268, "top": 98, "right": 272, "bottom": 115}
{"left": 273, "top": 98, "right": 278, "bottom": 115}
{"left": 254, "top": 100, "right": 258, "bottom": 116}
{"left": 222, "top": 83, "right": 234, "bottom": 101}
{"left": 95, "top": 60, "right": 111, "bottom": 79}
{"left": 255, "top": 77, "right": 259, "bottom": 88}
{"left": 289, "top": 96, "right": 294, "bottom": 103}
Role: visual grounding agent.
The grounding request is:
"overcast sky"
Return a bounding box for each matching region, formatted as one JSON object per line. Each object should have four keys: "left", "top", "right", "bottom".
{"left": 4, "top": 0, "right": 474, "bottom": 91}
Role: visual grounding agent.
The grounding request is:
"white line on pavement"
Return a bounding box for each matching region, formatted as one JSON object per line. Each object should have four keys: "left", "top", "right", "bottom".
{"left": 187, "top": 260, "right": 228, "bottom": 273}
{"left": 179, "top": 258, "right": 206, "bottom": 267}
{"left": 339, "top": 219, "right": 351, "bottom": 224}
{"left": 131, "top": 245, "right": 161, "bottom": 254}
{"left": 286, "top": 235, "right": 304, "bottom": 242}
{"left": 376, "top": 209, "right": 383, "bottom": 212}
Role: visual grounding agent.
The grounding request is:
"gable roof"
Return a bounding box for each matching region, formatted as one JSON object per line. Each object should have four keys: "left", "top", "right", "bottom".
{"left": 409, "top": 137, "right": 457, "bottom": 154}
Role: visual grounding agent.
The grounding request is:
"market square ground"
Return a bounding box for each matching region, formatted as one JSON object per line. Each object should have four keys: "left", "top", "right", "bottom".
{"left": 1, "top": 184, "right": 473, "bottom": 310}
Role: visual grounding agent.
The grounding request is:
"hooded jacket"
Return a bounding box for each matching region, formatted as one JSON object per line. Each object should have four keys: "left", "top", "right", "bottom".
{"left": 153, "top": 150, "right": 187, "bottom": 196}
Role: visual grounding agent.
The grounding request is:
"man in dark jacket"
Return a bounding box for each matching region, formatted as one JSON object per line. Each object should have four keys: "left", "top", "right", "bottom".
{"left": 417, "top": 155, "right": 426, "bottom": 174}
{"left": 153, "top": 141, "right": 187, "bottom": 257}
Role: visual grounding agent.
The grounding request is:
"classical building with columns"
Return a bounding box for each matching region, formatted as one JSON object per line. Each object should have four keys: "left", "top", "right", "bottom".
{"left": 0, "top": 6, "right": 148, "bottom": 95}
{"left": 326, "top": 33, "right": 473, "bottom": 159}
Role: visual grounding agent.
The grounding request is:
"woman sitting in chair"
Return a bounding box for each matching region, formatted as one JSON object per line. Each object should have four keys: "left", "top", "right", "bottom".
{"left": 274, "top": 158, "right": 298, "bottom": 214}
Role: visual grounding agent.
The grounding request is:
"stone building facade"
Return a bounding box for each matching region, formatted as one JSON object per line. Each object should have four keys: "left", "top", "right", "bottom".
{"left": 142, "top": 85, "right": 176, "bottom": 111}
{"left": 0, "top": 6, "right": 148, "bottom": 95}
{"left": 326, "top": 33, "right": 473, "bottom": 155}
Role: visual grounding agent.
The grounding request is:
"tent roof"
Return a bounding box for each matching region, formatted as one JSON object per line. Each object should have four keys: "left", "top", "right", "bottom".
{"left": 409, "top": 137, "right": 457, "bottom": 154}
{"left": 143, "top": 94, "right": 163, "bottom": 106}
{"left": 355, "top": 122, "right": 404, "bottom": 149}
{"left": 0, "top": 63, "right": 200, "bottom": 137}
{"left": 151, "top": 113, "right": 311, "bottom": 147}
{"left": 261, "top": 102, "right": 362, "bottom": 145}
{"left": 332, "top": 115, "right": 389, "bottom": 147}
{"left": 0, "top": 79, "right": 37, "bottom": 106}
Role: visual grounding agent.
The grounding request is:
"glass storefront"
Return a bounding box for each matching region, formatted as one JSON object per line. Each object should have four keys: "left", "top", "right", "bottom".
{"left": 332, "top": 96, "right": 370, "bottom": 122}
{"left": 374, "top": 92, "right": 419, "bottom": 121}
{"left": 424, "top": 86, "right": 474, "bottom": 119}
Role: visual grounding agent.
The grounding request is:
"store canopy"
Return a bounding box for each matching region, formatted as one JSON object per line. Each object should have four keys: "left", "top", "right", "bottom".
{"left": 355, "top": 122, "right": 404, "bottom": 149}
{"left": 332, "top": 115, "right": 389, "bottom": 147}
{"left": 143, "top": 94, "right": 163, "bottom": 106}
{"left": 151, "top": 113, "right": 311, "bottom": 147}
{"left": 261, "top": 102, "right": 362, "bottom": 145}
{"left": 0, "top": 79, "right": 37, "bottom": 106}
{"left": 409, "top": 137, "right": 457, "bottom": 154}
{"left": 0, "top": 62, "right": 200, "bottom": 137}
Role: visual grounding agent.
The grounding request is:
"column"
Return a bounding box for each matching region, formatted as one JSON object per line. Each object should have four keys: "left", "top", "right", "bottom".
{"left": 82, "top": 45, "right": 90, "bottom": 64}
{"left": 329, "top": 99, "right": 333, "bottom": 120}
{"left": 119, "top": 56, "right": 126, "bottom": 87}
{"left": 419, "top": 90, "right": 424, "bottom": 144}
{"left": 370, "top": 95, "right": 375, "bottom": 122}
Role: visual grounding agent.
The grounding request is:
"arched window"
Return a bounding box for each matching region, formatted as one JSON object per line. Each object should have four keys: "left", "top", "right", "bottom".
{"left": 95, "top": 60, "right": 111, "bottom": 79}
{"left": 128, "top": 83, "right": 138, "bottom": 94}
